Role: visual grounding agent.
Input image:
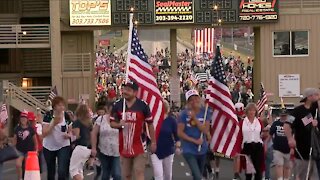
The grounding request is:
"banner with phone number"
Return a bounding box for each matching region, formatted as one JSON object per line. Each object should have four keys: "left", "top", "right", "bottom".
{"left": 69, "top": 0, "right": 111, "bottom": 26}
{"left": 155, "top": 0, "right": 194, "bottom": 24}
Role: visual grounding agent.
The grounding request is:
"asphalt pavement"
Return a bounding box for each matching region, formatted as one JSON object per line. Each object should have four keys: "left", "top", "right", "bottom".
{"left": 3, "top": 155, "right": 266, "bottom": 180}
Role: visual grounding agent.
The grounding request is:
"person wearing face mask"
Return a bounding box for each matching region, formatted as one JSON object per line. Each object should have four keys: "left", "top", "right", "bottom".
{"left": 178, "top": 89, "right": 211, "bottom": 180}
{"left": 42, "top": 96, "right": 72, "bottom": 180}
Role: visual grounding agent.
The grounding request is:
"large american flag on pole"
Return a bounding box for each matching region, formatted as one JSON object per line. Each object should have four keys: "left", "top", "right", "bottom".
{"left": 126, "top": 17, "right": 165, "bottom": 139}
{"left": 206, "top": 46, "right": 240, "bottom": 157}
{"left": 256, "top": 83, "right": 268, "bottom": 116}
{"left": 194, "top": 28, "right": 216, "bottom": 54}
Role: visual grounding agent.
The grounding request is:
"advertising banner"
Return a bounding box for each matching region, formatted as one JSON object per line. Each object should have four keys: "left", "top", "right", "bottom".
{"left": 155, "top": 0, "right": 194, "bottom": 24}
{"left": 239, "top": 0, "right": 278, "bottom": 22}
{"left": 70, "top": 0, "right": 111, "bottom": 26}
{"left": 278, "top": 74, "right": 300, "bottom": 97}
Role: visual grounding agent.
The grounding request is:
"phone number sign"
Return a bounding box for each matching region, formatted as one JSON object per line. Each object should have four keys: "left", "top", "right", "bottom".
{"left": 69, "top": 0, "right": 111, "bottom": 26}
{"left": 239, "top": 0, "right": 278, "bottom": 22}
{"left": 155, "top": 0, "right": 194, "bottom": 24}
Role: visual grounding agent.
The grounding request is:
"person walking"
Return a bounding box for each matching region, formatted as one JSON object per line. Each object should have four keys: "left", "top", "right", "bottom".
{"left": 284, "top": 88, "right": 319, "bottom": 179}
{"left": 42, "top": 96, "right": 71, "bottom": 180}
{"left": 110, "top": 80, "right": 156, "bottom": 180}
{"left": 69, "top": 104, "right": 94, "bottom": 180}
{"left": 269, "top": 108, "right": 291, "bottom": 180}
{"left": 178, "top": 89, "right": 211, "bottom": 180}
{"left": 13, "top": 111, "right": 37, "bottom": 180}
{"left": 91, "top": 104, "right": 121, "bottom": 180}
{"left": 238, "top": 103, "right": 264, "bottom": 180}
{"left": 150, "top": 100, "right": 180, "bottom": 180}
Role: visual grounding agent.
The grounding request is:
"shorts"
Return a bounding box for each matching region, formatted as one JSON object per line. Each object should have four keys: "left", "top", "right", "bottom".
{"left": 273, "top": 150, "right": 292, "bottom": 168}
{"left": 294, "top": 159, "right": 318, "bottom": 180}
{"left": 121, "top": 154, "right": 146, "bottom": 177}
{"left": 69, "top": 145, "right": 91, "bottom": 178}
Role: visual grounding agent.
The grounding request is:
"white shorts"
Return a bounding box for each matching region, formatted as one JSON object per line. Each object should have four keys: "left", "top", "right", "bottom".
{"left": 69, "top": 145, "right": 91, "bottom": 178}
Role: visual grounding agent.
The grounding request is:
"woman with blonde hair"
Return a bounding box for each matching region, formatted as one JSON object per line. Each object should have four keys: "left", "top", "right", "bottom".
{"left": 69, "top": 104, "right": 94, "bottom": 180}
{"left": 238, "top": 103, "right": 264, "bottom": 180}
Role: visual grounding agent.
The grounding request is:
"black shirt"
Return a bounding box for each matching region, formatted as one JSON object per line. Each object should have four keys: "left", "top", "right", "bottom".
{"left": 15, "top": 125, "right": 35, "bottom": 154}
{"left": 270, "top": 119, "right": 290, "bottom": 154}
{"left": 72, "top": 120, "right": 92, "bottom": 148}
{"left": 287, "top": 102, "right": 319, "bottom": 159}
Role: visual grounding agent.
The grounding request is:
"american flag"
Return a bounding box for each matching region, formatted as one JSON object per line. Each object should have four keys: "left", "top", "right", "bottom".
{"left": 127, "top": 18, "right": 165, "bottom": 139}
{"left": 48, "top": 86, "right": 58, "bottom": 100}
{"left": 190, "top": 74, "right": 198, "bottom": 85}
{"left": 206, "top": 46, "right": 240, "bottom": 157}
{"left": 256, "top": 83, "right": 268, "bottom": 116}
{"left": 0, "top": 103, "right": 8, "bottom": 125}
{"left": 194, "top": 28, "right": 216, "bottom": 54}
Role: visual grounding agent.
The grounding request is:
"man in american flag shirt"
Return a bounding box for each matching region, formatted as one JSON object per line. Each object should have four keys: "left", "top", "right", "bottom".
{"left": 110, "top": 80, "right": 156, "bottom": 180}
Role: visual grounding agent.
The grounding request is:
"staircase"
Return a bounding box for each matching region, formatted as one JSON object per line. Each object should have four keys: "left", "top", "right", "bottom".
{"left": 3, "top": 80, "right": 48, "bottom": 114}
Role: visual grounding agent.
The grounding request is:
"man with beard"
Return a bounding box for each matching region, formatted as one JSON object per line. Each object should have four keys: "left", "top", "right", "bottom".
{"left": 284, "top": 88, "right": 320, "bottom": 179}
{"left": 110, "top": 80, "right": 156, "bottom": 180}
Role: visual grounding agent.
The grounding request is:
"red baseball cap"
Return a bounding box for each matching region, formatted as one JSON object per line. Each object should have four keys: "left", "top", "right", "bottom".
{"left": 27, "top": 112, "right": 36, "bottom": 121}
{"left": 20, "top": 112, "right": 28, "bottom": 119}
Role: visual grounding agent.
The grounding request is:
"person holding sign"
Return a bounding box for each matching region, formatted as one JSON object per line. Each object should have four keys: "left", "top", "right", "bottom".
{"left": 284, "top": 88, "right": 320, "bottom": 179}
{"left": 177, "top": 89, "right": 211, "bottom": 180}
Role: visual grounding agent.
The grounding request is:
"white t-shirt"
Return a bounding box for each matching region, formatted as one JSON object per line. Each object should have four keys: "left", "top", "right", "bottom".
{"left": 95, "top": 114, "right": 119, "bottom": 157}
{"left": 43, "top": 115, "right": 70, "bottom": 151}
{"left": 242, "top": 117, "right": 263, "bottom": 146}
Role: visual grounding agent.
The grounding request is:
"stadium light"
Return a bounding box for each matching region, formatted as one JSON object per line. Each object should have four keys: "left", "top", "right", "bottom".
{"left": 130, "top": 7, "right": 134, "bottom": 12}
{"left": 213, "top": 5, "right": 218, "bottom": 10}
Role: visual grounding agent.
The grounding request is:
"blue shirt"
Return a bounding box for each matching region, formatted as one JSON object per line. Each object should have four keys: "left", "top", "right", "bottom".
{"left": 270, "top": 119, "right": 290, "bottom": 154}
{"left": 179, "top": 107, "right": 211, "bottom": 155}
{"left": 155, "top": 116, "right": 179, "bottom": 159}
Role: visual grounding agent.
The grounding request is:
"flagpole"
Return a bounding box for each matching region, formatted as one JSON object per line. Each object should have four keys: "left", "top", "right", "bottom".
{"left": 121, "top": 12, "right": 134, "bottom": 125}
{"left": 198, "top": 103, "right": 209, "bottom": 152}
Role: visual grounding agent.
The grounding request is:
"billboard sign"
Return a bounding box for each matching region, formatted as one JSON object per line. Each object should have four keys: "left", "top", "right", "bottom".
{"left": 154, "top": 0, "right": 194, "bottom": 24}
{"left": 239, "top": 0, "right": 278, "bottom": 22}
{"left": 70, "top": 0, "right": 111, "bottom": 26}
{"left": 278, "top": 74, "right": 300, "bottom": 97}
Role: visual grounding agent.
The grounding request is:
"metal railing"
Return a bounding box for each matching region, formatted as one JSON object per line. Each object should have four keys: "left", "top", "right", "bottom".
{"left": 62, "top": 53, "right": 92, "bottom": 72}
{"left": 0, "top": 24, "right": 50, "bottom": 48}
{"left": 4, "top": 81, "right": 48, "bottom": 114}
{"left": 280, "top": 0, "right": 320, "bottom": 9}
{"left": 21, "top": 86, "right": 51, "bottom": 103}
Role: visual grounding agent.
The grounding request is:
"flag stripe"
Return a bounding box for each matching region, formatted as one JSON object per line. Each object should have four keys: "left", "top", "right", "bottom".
{"left": 194, "top": 28, "right": 215, "bottom": 54}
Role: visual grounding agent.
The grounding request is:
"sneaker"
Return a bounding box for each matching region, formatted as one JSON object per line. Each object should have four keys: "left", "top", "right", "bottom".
{"left": 233, "top": 173, "right": 241, "bottom": 180}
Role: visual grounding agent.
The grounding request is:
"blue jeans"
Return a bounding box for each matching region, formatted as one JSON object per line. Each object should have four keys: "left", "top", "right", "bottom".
{"left": 43, "top": 146, "right": 71, "bottom": 180}
{"left": 99, "top": 152, "right": 121, "bottom": 180}
{"left": 183, "top": 153, "right": 207, "bottom": 180}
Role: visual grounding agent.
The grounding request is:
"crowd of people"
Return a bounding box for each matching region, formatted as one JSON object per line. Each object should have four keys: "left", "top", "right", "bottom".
{"left": 0, "top": 46, "right": 319, "bottom": 180}
{"left": 95, "top": 47, "right": 254, "bottom": 108}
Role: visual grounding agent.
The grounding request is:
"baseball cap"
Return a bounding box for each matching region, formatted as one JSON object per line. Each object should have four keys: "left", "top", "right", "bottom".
{"left": 20, "top": 112, "right": 28, "bottom": 118}
{"left": 300, "top": 88, "right": 319, "bottom": 102}
{"left": 235, "top": 102, "right": 245, "bottom": 117}
{"left": 27, "top": 112, "right": 36, "bottom": 121}
{"left": 122, "top": 79, "right": 139, "bottom": 91}
{"left": 185, "top": 89, "right": 199, "bottom": 101}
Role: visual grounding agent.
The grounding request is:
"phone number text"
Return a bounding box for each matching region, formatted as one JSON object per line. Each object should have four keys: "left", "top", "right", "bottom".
{"left": 71, "top": 18, "right": 110, "bottom": 25}
{"left": 240, "top": 14, "right": 278, "bottom": 21}
{"left": 155, "top": 15, "right": 193, "bottom": 22}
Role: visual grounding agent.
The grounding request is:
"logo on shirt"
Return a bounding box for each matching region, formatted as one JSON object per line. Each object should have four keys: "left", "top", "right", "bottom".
{"left": 18, "top": 130, "right": 30, "bottom": 140}
{"left": 276, "top": 125, "right": 285, "bottom": 137}
{"left": 124, "top": 112, "right": 137, "bottom": 121}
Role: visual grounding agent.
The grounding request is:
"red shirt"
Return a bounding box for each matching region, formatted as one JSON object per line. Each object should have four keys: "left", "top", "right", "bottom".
{"left": 111, "top": 98, "right": 152, "bottom": 157}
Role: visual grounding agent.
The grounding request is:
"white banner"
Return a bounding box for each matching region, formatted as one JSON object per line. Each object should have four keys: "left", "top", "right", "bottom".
{"left": 69, "top": 0, "right": 111, "bottom": 26}
{"left": 278, "top": 74, "right": 300, "bottom": 97}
